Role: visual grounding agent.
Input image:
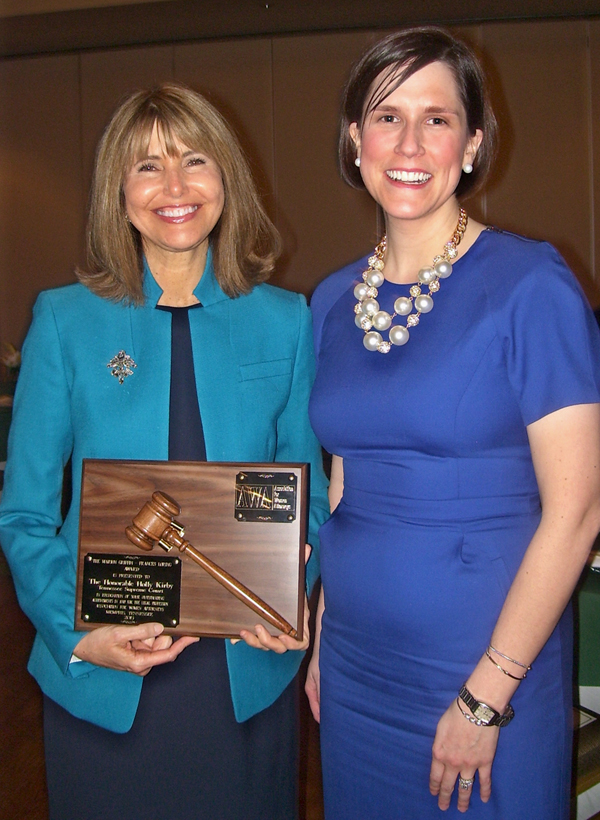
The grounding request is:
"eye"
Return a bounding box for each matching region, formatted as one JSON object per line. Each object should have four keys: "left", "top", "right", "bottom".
{"left": 185, "top": 156, "right": 207, "bottom": 167}
{"left": 427, "top": 117, "right": 447, "bottom": 126}
{"left": 379, "top": 114, "right": 398, "bottom": 124}
{"left": 136, "top": 161, "right": 159, "bottom": 172}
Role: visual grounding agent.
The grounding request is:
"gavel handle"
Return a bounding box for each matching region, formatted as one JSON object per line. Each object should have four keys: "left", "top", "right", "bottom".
{"left": 181, "top": 543, "right": 297, "bottom": 638}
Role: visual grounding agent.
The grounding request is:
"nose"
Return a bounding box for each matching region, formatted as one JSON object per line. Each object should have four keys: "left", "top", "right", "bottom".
{"left": 395, "top": 122, "right": 422, "bottom": 158}
{"left": 164, "top": 165, "right": 187, "bottom": 197}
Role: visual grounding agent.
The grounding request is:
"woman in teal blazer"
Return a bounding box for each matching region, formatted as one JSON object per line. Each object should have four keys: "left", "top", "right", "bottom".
{"left": 0, "top": 83, "right": 328, "bottom": 820}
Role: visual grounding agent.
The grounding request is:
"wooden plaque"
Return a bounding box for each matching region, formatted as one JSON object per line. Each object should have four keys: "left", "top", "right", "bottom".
{"left": 75, "top": 459, "right": 307, "bottom": 638}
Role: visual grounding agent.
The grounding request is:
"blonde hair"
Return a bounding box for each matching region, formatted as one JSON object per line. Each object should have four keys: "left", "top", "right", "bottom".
{"left": 78, "top": 82, "right": 280, "bottom": 304}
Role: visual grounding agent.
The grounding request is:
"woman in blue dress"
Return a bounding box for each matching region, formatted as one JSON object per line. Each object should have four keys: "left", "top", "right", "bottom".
{"left": 306, "top": 28, "right": 600, "bottom": 818}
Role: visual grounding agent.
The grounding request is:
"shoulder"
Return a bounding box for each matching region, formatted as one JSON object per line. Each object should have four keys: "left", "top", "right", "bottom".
{"left": 475, "top": 228, "right": 585, "bottom": 308}
{"left": 475, "top": 228, "right": 599, "bottom": 351}
{"left": 310, "top": 255, "right": 368, "bottom": 353}
{"left": 32, "top": 282, "right": 134, "bottom": 329}
{"left": 247, "top": 282, "right": 307, "bottom": 309}
{"left": 236, "top": 282, "right": 309, "bottom": 326}
{"left": 479, "top": 228, "right": 573, "bottom": 283}
{"left": 476, "top": 231, "right": 600, "bottom": 421}
{"left": 33, "top": 282, "right": 121, "bottom": 320}
{"left": 25, "top": 284, "right": 136, "bottom": 358}
{"left": 311, "top": 256, "right": 369, "bottom": 317}
{"left": 228, "top": 283, "right": 311, "bottom": 354}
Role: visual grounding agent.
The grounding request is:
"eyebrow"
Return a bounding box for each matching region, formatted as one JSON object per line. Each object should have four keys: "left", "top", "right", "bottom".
{"left": 136, "top": 149, "right": 200, "bottom": 161}
{"left": 373, "top": 103, "right": 461, "bottom": 117}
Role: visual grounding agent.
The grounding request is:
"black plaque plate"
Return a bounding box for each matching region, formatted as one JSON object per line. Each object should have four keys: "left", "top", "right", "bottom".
{"left": 80, "top": 553, "right": 181, "bottom": 628}
{"left": 235, "top": 471, "right": 297, "bottom": 522}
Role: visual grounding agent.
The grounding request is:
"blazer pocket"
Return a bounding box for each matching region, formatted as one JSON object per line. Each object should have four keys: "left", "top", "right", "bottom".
{"left": 239, "top": 358, "right": 292, "bottom": 381}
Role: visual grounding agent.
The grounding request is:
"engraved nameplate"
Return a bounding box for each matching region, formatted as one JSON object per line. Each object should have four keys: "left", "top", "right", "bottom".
{"left": 235, "top": 471, "right": 297, "bottom": 522}
{"left": 80, "top": 553, "right": 181, "bottom": 628}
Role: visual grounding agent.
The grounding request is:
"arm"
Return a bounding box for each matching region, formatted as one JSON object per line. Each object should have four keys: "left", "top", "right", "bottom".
{"left": 429, "top": 402, "right": 600, "bottom": 812}
{"left": 0, "top": 292, "right": 86, "bottom": 671}
{"left": 0, "top": 293, "right": 196, "bottom": 677}
{"left": 305, "top": 454, "right": 344, "bottom": 721}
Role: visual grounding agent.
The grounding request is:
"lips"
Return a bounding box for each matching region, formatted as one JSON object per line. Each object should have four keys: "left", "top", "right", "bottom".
{"left": 155, "top": 204, "right": 199, "bottom": 222}
{"left": 386, "top": 170, "right": 432, "bottom": 183}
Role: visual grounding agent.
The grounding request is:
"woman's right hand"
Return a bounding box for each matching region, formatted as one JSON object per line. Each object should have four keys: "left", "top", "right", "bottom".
{"left": 73, "top": 623, "right": 198, "bottom": 676}
{"left": 305, "top": 650, "right": 321, "bottom": 722}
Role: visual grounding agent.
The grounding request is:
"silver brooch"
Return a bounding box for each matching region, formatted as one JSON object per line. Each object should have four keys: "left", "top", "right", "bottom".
{"left": 107, "top": 350, "right": 137, "bottom": 384}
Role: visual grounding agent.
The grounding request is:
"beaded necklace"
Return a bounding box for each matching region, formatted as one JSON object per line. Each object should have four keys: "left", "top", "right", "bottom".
{"left": 354, "top": 208, "right": 468, "bottom": 353}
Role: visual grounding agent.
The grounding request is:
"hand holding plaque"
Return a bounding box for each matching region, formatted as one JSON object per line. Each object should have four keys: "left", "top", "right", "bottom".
{"left": 125, "top": 490, "right": 297, "bottom": 637}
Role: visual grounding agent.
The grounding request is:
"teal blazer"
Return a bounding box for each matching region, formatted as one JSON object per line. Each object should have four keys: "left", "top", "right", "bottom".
{"left": 0, "top": 254, "right": 329, "bottom": 732}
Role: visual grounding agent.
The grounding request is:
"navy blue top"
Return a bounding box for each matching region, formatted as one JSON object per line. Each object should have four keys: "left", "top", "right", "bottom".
{"left": 157, "top": 304, "right": 206, "bottom": 462}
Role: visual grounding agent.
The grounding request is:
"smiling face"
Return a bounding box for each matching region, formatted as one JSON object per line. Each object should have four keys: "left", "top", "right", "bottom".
{"left": 122, "top": 121, "right": 225, "bottom": 269}
{"left": 349, "top": 60, "right": 482, "bottom": 227}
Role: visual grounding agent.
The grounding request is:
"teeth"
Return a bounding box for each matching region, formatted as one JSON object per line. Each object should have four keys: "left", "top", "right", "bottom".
{"left": 386, "top": 171, "right": 431, "bottom": 183}
{"left": 156, "top": 205, "right": 198, "bottom": 217}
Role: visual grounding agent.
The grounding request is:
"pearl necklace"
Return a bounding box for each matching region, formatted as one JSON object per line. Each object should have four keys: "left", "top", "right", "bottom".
{"left": 354, "top": 208, "right": 468, "bottom": 353}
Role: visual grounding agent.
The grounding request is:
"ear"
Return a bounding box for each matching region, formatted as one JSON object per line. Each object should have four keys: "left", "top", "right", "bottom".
{"left": 349, "top": 122, "right": 361, "bottom": 154}
{"left": 464, "top": 128, "right": 483, "bottom": 166}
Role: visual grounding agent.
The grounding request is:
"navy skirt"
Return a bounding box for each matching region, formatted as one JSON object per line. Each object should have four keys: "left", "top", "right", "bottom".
{"left": 44, "top": 638, "right": 298, "bottom": 820}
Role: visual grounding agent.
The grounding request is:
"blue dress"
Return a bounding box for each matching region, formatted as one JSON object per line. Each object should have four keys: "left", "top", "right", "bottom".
{"left": 308, "top": 229, "right": 600, "bottom": 819}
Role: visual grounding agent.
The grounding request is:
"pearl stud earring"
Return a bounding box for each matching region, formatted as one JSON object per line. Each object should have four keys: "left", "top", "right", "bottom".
{"left": 462, "top": 163, "right": 473, "bottom": 174}
{"left": 355, "top": 157, "right": 361, "bottom": 167}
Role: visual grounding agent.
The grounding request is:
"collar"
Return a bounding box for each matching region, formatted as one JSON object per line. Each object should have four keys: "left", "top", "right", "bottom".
{"left": 142, "top": 246, "right": 230, "bottom": 308}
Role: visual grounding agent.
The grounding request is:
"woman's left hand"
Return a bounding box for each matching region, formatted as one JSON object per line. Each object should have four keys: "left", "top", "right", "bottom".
{"left": 429, "top": 700, "right": 499, "bottom": 813}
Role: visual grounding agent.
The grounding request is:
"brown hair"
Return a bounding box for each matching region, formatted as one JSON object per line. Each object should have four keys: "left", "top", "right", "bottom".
{"left": 339, "top": 27, "right": 497, "bottom": 198}
{"left": 78, "top": 82, "right": 280, "bottom": 304}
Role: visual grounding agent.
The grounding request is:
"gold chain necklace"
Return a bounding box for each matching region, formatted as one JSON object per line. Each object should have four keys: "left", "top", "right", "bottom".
{"left": 354, "top": 208, "right": 468, "bottom": 353}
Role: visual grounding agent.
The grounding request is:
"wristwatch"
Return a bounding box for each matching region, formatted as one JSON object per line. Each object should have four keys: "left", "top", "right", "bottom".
{"left": 458, "top": 684, "right": 515, "bottom": 727}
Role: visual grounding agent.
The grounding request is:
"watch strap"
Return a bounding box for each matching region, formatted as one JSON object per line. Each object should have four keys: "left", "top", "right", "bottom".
{"left": 458, "top": 684, "right": 514, "bottom": 727}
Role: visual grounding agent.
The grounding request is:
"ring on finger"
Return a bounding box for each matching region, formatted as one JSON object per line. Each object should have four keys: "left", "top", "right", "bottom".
{"left": 458, "top": 776, "right": 475, "bottom": 790}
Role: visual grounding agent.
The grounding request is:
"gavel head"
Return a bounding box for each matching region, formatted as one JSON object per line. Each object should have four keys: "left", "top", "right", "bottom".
{"left": 125, "top": 491, "right": 181, "bottom": 551}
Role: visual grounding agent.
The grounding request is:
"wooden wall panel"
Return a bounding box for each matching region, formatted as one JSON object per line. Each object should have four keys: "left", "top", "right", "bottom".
{"left": 272, "top": 31, "right": 379, "bottom": 295}
{"left": 481, "top": 20, "right": 598, "bottom": 302}
{"left": 449, "top": 25, "right": 486, "bottom": 222}
{"left": 3, "top": 18, "right": 600, "bottom": 349}
{"left": 174, "top": 39, "right": 275, "bottom": 215}
{"left": 0, "top": 54, "right": 81, "bottom": 347}
{"left": 80, "top": 45, "right": 174, "bottom": 201}
{"left": 4, "top": 0, "right": 600, "bottom": 60}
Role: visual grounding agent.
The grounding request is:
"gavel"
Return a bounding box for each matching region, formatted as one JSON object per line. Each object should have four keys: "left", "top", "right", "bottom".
{"left": 125, "top": 491, "right": 297, "bottom": 637}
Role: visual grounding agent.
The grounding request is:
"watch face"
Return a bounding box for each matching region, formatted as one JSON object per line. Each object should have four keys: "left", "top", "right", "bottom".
{"left": 473, "top": 704, "right": 495, "bottom": 724}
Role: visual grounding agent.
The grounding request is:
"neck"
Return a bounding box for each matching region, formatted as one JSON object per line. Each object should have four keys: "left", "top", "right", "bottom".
{"left": 144, "top": 242, "right": 208, "bottom": 307}
{"left": 382, "top": 201, "right": 467, "bottom": 284}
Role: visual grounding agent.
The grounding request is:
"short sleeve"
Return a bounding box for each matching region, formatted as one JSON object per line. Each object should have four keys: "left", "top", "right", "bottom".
{"left": 489, "top": 241, "right": 600, "bottom": 426}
